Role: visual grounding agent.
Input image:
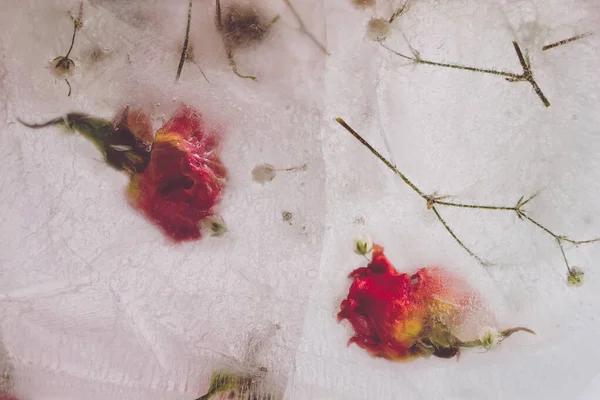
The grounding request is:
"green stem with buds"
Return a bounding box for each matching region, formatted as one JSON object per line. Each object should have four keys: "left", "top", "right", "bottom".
{"left": 284, "top": 0, "right": 330, "bottom": 55}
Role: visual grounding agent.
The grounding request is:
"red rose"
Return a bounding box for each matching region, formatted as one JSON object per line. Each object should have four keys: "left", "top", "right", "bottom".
{"left": 128, "top": 106, "right": 227, "bottom": 241}
{"left": 338, "top": 244, "right": 533, "bottom": 361}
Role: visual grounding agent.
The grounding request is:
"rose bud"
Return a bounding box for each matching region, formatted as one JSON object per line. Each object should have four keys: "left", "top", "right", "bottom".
{"left": 338, "top": 244, "right": 535, "bottom": 361}
{"left": 128, "top": 106, "right": 227, "bottom": 242}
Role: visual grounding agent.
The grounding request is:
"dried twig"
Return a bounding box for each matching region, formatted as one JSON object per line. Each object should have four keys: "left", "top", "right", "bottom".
{"left": 380, "top": 40, "right": 551, "bottom": 107}
{"left": 542, "top": 33, "right": 592, "bottom": 51}
{"left": 175, "top": 0, "right": 193, "bottom": 82}
{"left": 284, "top": 0, "right": 330, "bottom": 55}
{"left": 65, "top": 78, "right": 72, "bottom": 96}
{"left": 389, "top": 0, "right": 412, "bottom": 23}
{"left": 335, "top": 118, "right": 600, "bottom": 278}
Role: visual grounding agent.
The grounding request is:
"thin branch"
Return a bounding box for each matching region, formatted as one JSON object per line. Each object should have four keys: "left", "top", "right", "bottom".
{"left": 431, "top": 205, "right": 484, "bottom": 264}
{"left": 335, "top": 119, "right": 600, "bottom": 277}
{"left": 379, "top": 40, "right": 551, "bottom": 107}
{"left": 191, "top": 59, "right": 211, "bottom": 84}
{"left": 563, "top": 237, "right": 600, "bottom": 245}
{"left": 176, "top": 0, "right": 193, "bottom": 82}
{"left": 335, "top": 118, "right": 425, "bottom": 197}
{"left": 522, "top": 213, "right": 558, "bottom": 238}
{"left": 284, "top": 0, "right": 330, "bottom": 55}
{"left": 389, "top": 1, "right": 411, "bottom": 24}
{"left": 53, "top": 2, "right": 83, "bottom": 83}
{"left": 65, "top": 2, "right": 83, "bottom": 59}
{"left": 542, "top": 32, "right": 592, "bottom": 51}
{"left": 280, "top": 163, "right": 307, "bottom": 172}
{"left": 380, "top": 42, "right": 519, "bottom": 78}
{"left": 228, "top": 48, "right": 257, "bottom": 80}
{"left": 419, "top": 58, "right": 519, "bottom": 78}
{"left": 557, "top": 238, "right": 572, "bottom": 274}
{"left": 510, "top": 41, "right": 550, "bottom": 107}
{"left": 433, "top": 200, "right": 515, "bottom": 211}
{"left": 215, "top": 0, "right": 223, "bottom": 30}
{"left": 64, "top": 21, "right": 78, "bottom": 59}
{"left": 65, "top": 79, "right": 72, "bottom": 97}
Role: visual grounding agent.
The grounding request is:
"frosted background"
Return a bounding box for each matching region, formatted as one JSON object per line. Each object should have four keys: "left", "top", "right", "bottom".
{"left": 0, "top": 0, "right": 599, "bottom": 399}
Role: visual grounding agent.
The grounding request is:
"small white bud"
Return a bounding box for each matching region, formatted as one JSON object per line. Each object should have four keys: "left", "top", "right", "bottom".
{"left": 479, "top": 328, "right": 500, "bottom": 350}
{"left": 354, "top": 236, "right": 373, "bottom": 255}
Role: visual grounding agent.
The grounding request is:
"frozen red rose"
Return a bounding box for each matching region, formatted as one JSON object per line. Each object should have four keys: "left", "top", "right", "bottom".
{"left": 128, "top": 106, "right": 227, "bottom": 241}
{"left": 338, "top": 244, "right": 534, "bottom": 361}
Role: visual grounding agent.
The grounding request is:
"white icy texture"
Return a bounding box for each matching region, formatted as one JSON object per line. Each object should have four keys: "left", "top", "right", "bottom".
{"left": 0, "top": 0, "right": 599, "bottom": 399}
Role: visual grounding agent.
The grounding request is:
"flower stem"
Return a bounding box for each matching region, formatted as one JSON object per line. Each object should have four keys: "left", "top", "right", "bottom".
{"left": 335, "top": 119, "right": 600, "bottom": 274}
{"left": 175, "top": 0, "right": 193, "bottom": 82}
{"left": 335, "top": 118, "right": 425, "bottom": 197}
{"left": 431, "top": 205, "right": 484, "bottom": 264}
{"left": 389, "top": 0, "right": 412, "bottom": 23}
{"left": 434, "top": 200, "right": 515, "bottom": 211}
{"left": 64, "top": 2, "right": 83, "bottom": 59}
{"left": 228, "top": 48, "right": 257, "bottom": 80}
{"left": 280, "top": 163, "right": 307, "bottom": 172}
{"left": 284, "top": 0, "right": 330, "bottom": 55}
{"left": 542, "top": 33, "right": 592, "bottom": 51}
{"left": 511, "top": 41, "right": 550, "bottom": 107}
{"left": 380, "top": 40, "right": 551, "bottom": 107}
{"left": 65, "top": 78, "right": 72, "bottom": 97}
{"left": 460, "top": 327, "right": 535, "bottom": 348}
{"left": 64, "top": 21, "right": 78, "bottom": 59}
{"left": 215, "top": 0, "right": 223, "bottom": 30}
{"left": 380, "top": 42, "right": 519, "bottom": 78}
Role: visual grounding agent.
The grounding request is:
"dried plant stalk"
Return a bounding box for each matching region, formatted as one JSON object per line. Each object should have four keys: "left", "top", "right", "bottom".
{"left": 335, "top": 118, "right": 599, "bottom": 281}
{"left": 542, "top": 32, "right": 592, "bottom": 51}
{"left": 175, "top": 0, "right": 193, "bottom": 82}
{"left": 380, "top": 41, "right": 551, "bottom": 107}
{"left": 284, "top": 0, "right": 330, "bottom": 55}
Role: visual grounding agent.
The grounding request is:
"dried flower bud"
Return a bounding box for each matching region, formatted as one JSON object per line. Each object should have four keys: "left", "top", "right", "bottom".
{"left": 351, "top": 0, "right": 375, "bottom": 8}
{"left": 366, "top": 18, "right": 391, "bottom": 41}
{"left": 223, "top": 4, "right": 273, "bottom": 48}
{"left": 567, "top": 267, "right": 584, "bottom": 286}
{"left": 354, "top": 236, "right": 373, "bottom": 255}
{"left": 50, "top": 56, "right": 75, "bottom": 77}
{"left": 252, "top": 163, "right": 276, "bottom": 183}
{"left": 479, "top": 328, "right": 500, "bottom": 350}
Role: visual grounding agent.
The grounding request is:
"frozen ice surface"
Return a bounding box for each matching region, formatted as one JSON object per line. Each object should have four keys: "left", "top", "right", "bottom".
{"left": 0, "top": 0, "right": 599, "bottom": 399}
